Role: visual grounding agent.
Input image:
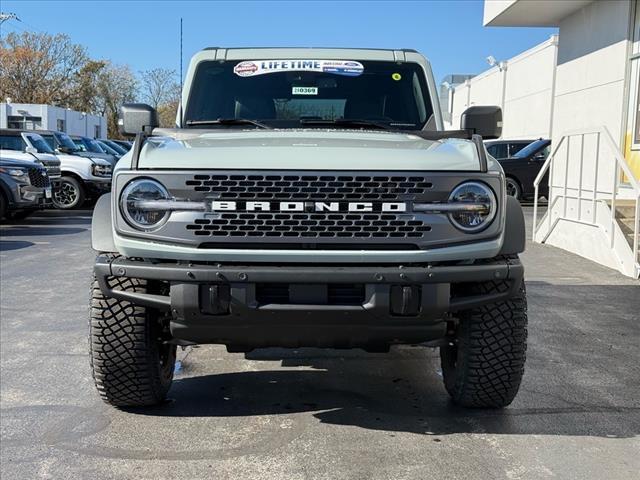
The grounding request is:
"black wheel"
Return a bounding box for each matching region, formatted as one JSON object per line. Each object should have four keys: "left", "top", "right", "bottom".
{"left": 90, "top": 262, "right": 176, "bottom": 407}
{"left": 505, "top": 177, "right": 522, "bottom": 200}
{"left": 0, "top": 193, "right": 7, "bottom": 220}
{"left": 53, "top": 176, "right": 85, "bottom": 209}
{"left": 440, "top": 279, "right": 527, "bottom": 408}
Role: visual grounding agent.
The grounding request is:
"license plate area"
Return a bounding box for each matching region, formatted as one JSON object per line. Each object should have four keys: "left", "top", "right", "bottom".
{"left": 256, "top": 283, "right": 365, "bottom": 306}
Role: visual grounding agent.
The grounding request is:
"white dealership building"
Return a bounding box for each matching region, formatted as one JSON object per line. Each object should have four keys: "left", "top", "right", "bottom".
{"left": 0, "top": 102, "right": 107, "bottom": 138}
{"left": 453, "top": 0, "right": 640, "bottom": 278}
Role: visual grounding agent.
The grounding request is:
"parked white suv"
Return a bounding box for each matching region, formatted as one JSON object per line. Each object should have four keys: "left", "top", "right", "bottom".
{"left": 38, "top": 130, "right": 113, "bottom": 209}
{"left": 0, "top": 129, "right": 62, "bottom": 192}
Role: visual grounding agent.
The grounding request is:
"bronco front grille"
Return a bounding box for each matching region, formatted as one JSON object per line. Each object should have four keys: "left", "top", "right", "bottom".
{"left": 185, "top": 174, "right": 433, "bottom": 201}
{"left": 186, "top": 212, "right": 432, "bottom": 239}
{"left": 28, "top": 168, "right": 50, "bottom": 188}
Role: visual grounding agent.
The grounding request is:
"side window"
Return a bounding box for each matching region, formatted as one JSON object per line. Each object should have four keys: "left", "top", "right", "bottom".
{"left": 487, "top": 143, "right": 507, "bottom": 159}
{"left": 0, "top": 135, "right": 26, "bottom": 151}
{"left": 508, "top": 143, "right": 527, "bottom": 156}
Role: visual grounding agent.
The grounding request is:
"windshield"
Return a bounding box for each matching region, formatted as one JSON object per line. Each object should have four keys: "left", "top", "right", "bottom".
{"left": 98, "top": 140, "right": 120, "bottom": 155}
{"left": 54, "top": 132, "right": 81, "bottom": 152}
{"left": 184, "top": 59, "right": 434, "bottom": 130}
{"left": 82, "top": 137, "right": 106, "bottom": 153}
{"left": 514, "top": 140, "right": 549, "bottom": 158}
{"left": 25, "top": 134, "right": 55, "bottom": 154}
{"left": 104, "top": 140, "right": 127, "bottom": 155}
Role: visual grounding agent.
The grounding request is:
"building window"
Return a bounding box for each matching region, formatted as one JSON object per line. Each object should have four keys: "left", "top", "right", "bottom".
{"left": 56, "top": 119, "right": 66, "bottom": 132}
{"left": 94, "top": 125, "right": 101, "bottom": 139}
{"left": 7, "top": 115, "right": 42, "bottom": 130}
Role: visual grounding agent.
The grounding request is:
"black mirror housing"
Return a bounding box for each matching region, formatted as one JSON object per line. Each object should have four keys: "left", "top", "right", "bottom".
{"left": 461, "top": 106, "right": 502, "bottom": 140}
{"left": 118, "top": 103, "right": 159, "bottom": 137}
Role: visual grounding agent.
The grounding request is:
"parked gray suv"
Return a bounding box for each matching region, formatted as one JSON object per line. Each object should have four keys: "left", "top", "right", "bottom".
{"left": 90, "top": 48, "right": 528, "bottom": 410}
{"left": 0, "top": 157, "right": 52, "bottom": 219}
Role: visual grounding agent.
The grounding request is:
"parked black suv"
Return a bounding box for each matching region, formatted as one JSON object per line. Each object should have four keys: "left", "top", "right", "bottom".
{"left": 0, "top": 157, "right": 52, "bottom": 220}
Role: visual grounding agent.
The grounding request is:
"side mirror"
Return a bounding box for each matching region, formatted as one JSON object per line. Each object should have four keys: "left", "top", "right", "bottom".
{"left": 58, "top": 146, "right": 72, "bottom": 154}
{"left": 461, "top": 106, "right": 502, "bottom": 140}
{"left": 118, "top": 103, "right": 159, "bottom": 136}
{"left": 25, "top": 146, "right": 37, "bottom": 154}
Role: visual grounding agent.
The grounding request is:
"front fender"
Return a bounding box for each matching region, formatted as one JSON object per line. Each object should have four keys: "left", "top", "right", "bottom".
{"left": 499, "top": 195, "right": 526, "bottom": 255}
{"left": 91, "top": 193, "right": 117, "bottom": 252}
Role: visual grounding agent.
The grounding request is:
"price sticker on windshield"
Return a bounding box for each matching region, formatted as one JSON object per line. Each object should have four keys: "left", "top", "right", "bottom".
{"left": 292, "top": 86, "right": 318, "bottom": 95}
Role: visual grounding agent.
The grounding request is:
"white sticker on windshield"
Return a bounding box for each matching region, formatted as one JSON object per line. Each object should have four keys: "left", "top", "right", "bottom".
{"left": 234, "top": 60, "right": 364, "bottom": 77}
{"left": 292, "top": 86, "right": 318, "bottom": 95}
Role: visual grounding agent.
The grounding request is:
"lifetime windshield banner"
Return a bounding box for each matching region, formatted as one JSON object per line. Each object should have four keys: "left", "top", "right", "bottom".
{"left": 233, "top": 60, "right": 364, "bottom": 77}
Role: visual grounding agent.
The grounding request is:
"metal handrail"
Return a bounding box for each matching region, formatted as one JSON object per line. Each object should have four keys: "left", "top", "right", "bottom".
{"left": 532, "top": 126, "right": 640, "bottom": 273}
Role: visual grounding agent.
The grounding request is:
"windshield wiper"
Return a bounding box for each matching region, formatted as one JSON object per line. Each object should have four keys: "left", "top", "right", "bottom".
{"left": 299, "top": 118, "right": 392, "bottom": 131}
{"left": 185, "top": 118, "right": 272, "bottom": 129}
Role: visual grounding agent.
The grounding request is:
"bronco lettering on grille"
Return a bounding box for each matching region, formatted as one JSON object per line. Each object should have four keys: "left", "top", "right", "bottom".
{"left": 211, "top": 201, "right": 407, "bottom": 212}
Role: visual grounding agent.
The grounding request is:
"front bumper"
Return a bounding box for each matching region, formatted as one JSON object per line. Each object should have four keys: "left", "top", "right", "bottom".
{"left": 95, "top": 255, "right": 524, "bottom": 349}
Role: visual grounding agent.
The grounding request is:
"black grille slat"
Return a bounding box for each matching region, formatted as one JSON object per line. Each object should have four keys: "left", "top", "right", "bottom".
{"left": 186, "top": 211, "right": 431, "bottom": 239}
{"left": 185, "top": 174, "right": 432, "bottom": 200}
{"left": 28, "top": 168, "right": 50, "bottom": 188}
{"left": 183, "top": 174, "right": 434, "bottom": 241}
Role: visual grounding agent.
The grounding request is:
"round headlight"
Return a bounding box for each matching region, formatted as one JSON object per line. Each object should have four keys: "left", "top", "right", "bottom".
{"left": 448, "top": 181, "right": 497, "bottom": 232}
{"left": 121, "top": 179, "right": 171, "bottom": 230}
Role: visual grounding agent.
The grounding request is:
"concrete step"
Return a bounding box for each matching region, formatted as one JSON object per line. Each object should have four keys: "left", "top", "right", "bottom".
{"left": 617, "top": 216, "right": 637, "bottom": 235}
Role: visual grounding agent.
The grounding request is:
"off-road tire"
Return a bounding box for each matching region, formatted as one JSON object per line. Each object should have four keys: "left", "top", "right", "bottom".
{"left": 90, "top": 263, "right": 176, "bottom": 407}
{"left": 53, "top": 176, "right": 85, "bottom": 210}
{"left": 440, "top": 279, "right": 527, "bottom": 408}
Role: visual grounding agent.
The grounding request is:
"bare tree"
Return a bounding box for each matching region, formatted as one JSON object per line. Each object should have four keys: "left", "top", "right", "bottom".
{"left": 95, "top": 63, "right": 138, "bottom": 138}
{"left": 69, "top": 60, "right": 107, "bottom": 114}
{"left": 0, "top": 31, "right": 87, "bottom": 105}
{"left": 140, "top": 68, "right": 180, "bottom": 109}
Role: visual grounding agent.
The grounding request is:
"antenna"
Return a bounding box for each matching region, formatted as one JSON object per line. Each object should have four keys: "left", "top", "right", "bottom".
{"left": 179, "top": 17, "right": 183, "bottom": 127}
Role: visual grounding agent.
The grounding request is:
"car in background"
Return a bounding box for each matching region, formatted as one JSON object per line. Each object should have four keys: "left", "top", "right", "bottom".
{"left": 485, "top": 139, "right": 534, "bottom": 160}
{"left": 497, "top": 138, "right": 551, "bottom": 201}
{"left": 0, "top": 129, "right": 62, "bottom": 192}
{"left": 100, "top": 139, "right": 129, "bottom": 156}
{"left": 110, "top": 139, "right": 132, "bottom": 151}
{"left": 0, "top": 157, "right": 52, "bottom": 220}
{"left": 95, "top": 139, "right": 123, "bottom": 158}
{"left": 38, "top": 130, "right": 113, "bottom": 209}
{"left": 70, "top": 135, "right": 118, "bottom": 164}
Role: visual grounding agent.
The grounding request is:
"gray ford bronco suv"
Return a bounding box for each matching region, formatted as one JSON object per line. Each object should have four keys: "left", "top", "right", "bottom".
{"left": 90, "top": 48, "right": 527, "bottom": 409}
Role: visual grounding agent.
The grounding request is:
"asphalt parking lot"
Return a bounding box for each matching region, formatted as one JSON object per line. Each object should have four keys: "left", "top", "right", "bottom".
{"left": 1, "top": 207, "right": 639, "bottom": 480}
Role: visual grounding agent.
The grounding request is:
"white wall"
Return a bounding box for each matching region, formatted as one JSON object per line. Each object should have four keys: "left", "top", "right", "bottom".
{"left": 549, "top": 0, "right": 632, "bottom": 197}
{"left": 448, "top": 35, "right": 557, "bottom": 140}
{"left": 0, "top": 103, "right": 107, "bottom": 138}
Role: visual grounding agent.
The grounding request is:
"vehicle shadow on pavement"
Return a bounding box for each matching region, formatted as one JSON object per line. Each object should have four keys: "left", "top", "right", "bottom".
{"left": 134, "top": 338, "right": 640, "bottom": 438}
{"left": 0, "top": 225, "right": 87, "bottom": 236}
{"left": 0, "top": 240, "right": 35, "bottom": 251}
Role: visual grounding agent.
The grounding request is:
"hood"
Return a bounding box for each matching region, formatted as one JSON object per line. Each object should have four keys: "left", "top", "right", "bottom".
{"left": 132, "top": 130, "right": 482, "bottom": 171}
{"left": 0, "top": 156, "right": 42, "bottom": 169}
{"left": 0, "top": 149, "right": 38, "bottom": 163}
{"left": 75, "top": 151, "right": 118, "bottom": 166}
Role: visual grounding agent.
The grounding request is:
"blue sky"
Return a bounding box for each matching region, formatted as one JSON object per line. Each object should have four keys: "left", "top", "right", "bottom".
{"left": 1, "top": 0, "right": 557, "bottom": 83}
